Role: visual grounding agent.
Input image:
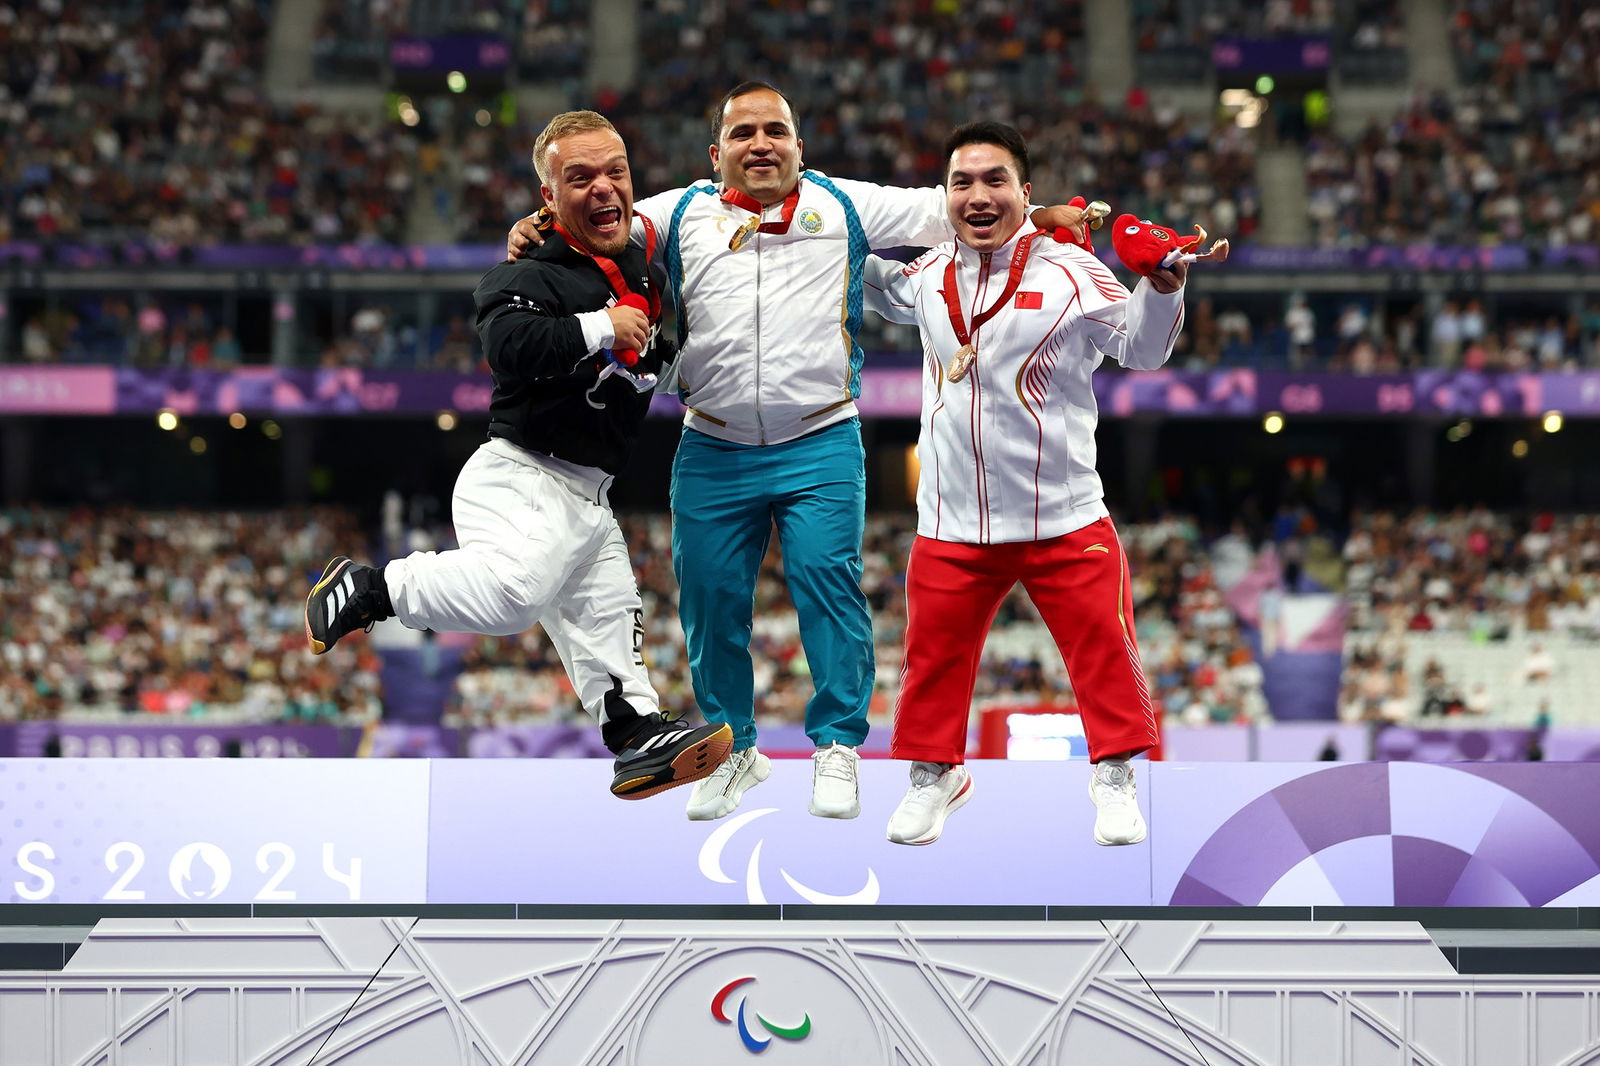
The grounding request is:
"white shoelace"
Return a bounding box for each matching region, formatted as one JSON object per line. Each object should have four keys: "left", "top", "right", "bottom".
{"left": 813, "top": 744, "right": 857, "bottom": 781}
{"left": 705, "top": 748, "right": 753, "bottom": 787}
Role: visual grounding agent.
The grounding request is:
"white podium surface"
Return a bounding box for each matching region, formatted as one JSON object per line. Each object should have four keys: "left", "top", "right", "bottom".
{"left": 3, "top": 917, "right": 1599, "bottom": 1064}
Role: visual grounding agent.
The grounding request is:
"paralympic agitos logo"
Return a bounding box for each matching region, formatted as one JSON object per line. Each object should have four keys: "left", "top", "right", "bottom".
{"left": 711, "top": 977, "right": 812, "bottom": 1053}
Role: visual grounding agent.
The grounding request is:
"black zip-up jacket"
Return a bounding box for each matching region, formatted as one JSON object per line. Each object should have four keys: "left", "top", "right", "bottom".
{"left": 473, "top": 229, "right": 672, "bottom": 475}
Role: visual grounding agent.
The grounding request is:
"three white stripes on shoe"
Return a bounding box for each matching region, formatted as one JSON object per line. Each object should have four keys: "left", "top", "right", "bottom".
{"left": 632, "top": 730, "right": 681, "bottom": 753}
{"left": 324, "top": 573, "right": 355, "bottom": 629}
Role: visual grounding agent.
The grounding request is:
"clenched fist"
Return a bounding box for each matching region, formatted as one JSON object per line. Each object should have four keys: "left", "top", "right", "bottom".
{"left": 606, "top": 302, "right": 651, "bottom": 352}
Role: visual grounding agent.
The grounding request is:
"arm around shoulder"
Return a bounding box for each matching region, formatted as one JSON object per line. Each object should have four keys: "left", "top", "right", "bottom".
{"left": 824, "top": 174, "right": 949, "bottom": 250}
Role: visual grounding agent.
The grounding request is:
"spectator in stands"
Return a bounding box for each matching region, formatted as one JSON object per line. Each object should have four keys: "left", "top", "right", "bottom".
{"left": 1521, "top": 642, "right": 1555, "bottom": 683}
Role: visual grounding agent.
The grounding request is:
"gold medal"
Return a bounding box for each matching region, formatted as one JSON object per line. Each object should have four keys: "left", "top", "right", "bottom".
{"left": 947, "top": 343, "right": 976, "bottom": 382}
{"left": 728, "top": 215, "right": 761, "bottom": 252}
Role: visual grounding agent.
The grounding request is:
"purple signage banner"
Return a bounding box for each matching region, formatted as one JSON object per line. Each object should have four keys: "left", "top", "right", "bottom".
{"left": 2, "top": 759, "right": 1596, "bottom": 905}
{"left": 7, "top": 722, "right": 352, "bottom": 758}
{"left": 1155, "top": 761, "right": 1600, "bottom": 907}
{"left": 425, "top": 759, "right": 1151, "bottom": 905}
{"left": 1212, "top": 35, "right": 1331, "bottom": 72}
{"left": 5, "top": 366, "right": 1596, "bottom": 419}
{"left": 427, "top": 759, "right": 1600, "bottom": 905}
{"left": 390, "top": 35, "right": 510, "bottom": 72}
{"left": 0, "top": 760, "right": 428, "bottom": 903}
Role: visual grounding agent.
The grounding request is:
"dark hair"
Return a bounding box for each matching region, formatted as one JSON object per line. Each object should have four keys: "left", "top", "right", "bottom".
{"left": 711, "top": 81, "right": 798, "bottom": 141}
{"left": 943, "top": 121, "right": 1030, "bottom": 185}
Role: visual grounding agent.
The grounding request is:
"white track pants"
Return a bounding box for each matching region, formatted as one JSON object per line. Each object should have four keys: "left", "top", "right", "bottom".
{"left": 385, "top": 439, "right": 658, "bottom": 730}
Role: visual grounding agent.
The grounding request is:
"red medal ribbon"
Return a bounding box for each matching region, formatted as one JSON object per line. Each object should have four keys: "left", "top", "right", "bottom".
{"left": 941, "top": 231, "right": 1039, "bottom": 349}
{"left": 720, "top": 184, "right": 801, "bottom": 235}
{"left": 551, "top": 215, "right": 661, "bottom": 323}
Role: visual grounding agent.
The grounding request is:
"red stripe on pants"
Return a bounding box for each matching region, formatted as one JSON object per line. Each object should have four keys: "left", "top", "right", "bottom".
{"left": 892, "top": 518, "right": 1159, "bottom": 764}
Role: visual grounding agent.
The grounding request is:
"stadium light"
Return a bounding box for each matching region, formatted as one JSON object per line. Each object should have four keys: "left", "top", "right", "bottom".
{"left": 1512, "top": 439, "right": 1529, "bottom": 458}
{"left": 1262, "top": 412, "right": 1285, "bottom": 434}
{"left": 1542, "top": 411, "right": 1564, "bottom": 434}
{"left": 228, "top": 412, "right": 247, "bottom": 430}
{"left": 156, "top": 410, "right": 179, "bottom": 431}
{"left": 447, "top": 71, "right": 467, "bottom": 93}
{"left": 436, "top": 410, "right": 458, "bottom": 432}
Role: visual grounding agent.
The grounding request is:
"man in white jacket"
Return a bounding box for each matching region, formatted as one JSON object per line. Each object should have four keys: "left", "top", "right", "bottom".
{"left": 863, "top": 121, "right": 1189, "bottom": 847}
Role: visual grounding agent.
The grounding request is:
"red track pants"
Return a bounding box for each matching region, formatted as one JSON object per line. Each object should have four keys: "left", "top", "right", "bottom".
{"left": 891, "top": 517, "right": 1159, "bottom": 764}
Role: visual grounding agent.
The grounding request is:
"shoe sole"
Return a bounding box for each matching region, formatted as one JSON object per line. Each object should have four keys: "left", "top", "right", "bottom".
{"left": 809, "top": 794, "right": 861, "bottom": 819}
{"left": 888, "top": 773, "right": 974, "bottom": 846}
{"left": 1089, "top": 775, "right": 1148, "bottom": 846}
{"left": 612, "top": 723, "right": 734, "bottom": 801}
{"left": 686, "top": 751, "right": 771, "bottom": 820}
{"left": 304, "top": 556, "right": 353, "bottom": 656}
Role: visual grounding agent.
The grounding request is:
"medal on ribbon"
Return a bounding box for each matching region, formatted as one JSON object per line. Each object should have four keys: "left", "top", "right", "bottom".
{"left": 728, "top": 216, "right": 761, "bottom": 252}
{"left": 721, "top": 185, "right": 801, "bottom": 253}
{"left": 941, "top": 232, "right": 1040, "bottom": 383}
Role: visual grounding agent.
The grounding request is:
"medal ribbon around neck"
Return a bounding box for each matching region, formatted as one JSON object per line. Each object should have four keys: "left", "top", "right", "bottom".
{"left": 551, "top": 216, "right": 661, "bottom": 324}
{"left": 722, "top": 184, "right": 801, "bottom": 251}
{"left": 940, "top": 231, "right": 1039, "bottom": 381}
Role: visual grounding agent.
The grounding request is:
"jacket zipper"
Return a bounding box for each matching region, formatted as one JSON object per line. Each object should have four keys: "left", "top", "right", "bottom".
{"left": 754, "top": 221, "right": 766, "bottom": 445}
{"left": 973, "top": 251, "right": 991, "bottom": 542}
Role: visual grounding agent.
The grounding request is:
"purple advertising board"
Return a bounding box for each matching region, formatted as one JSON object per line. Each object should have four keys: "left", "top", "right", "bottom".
{"left": 390, "top": 34, "right": 510, "bottom": 73}
{"left": 5, "top": 365, "right": 1598, "bottom": 419}
{"left": 426, "top": 760, "right": 1600, "bottom": 906}
{"left": 1211, "top": 35, "right": 1331, "bottom": 72}
{"left": 1, "top": 760, "right": 1596, "bottom": 905}
{"left": 1154, "top": 761, "right": 1600, "bottom": 907}
{"left": 423, "top": 759, "right": 1152, "bottom": 905}
{"left": 0, "top": 760, "right": 428, "bottom": 903}
{"left": 6, "top": 722, "right": 352, "bottom": 758}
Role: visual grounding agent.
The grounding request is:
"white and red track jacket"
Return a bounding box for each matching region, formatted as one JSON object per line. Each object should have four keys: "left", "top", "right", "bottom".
{"left": 863, "top": 222, "right": 1185, "bottom": 545}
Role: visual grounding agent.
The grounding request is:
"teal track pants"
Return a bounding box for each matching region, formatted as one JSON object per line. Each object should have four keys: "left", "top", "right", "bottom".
{"left": 670, "top": 420, "right": 872, "bottom": 751}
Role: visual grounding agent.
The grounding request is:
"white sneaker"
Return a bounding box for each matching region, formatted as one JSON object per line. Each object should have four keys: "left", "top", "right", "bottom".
{"left": 685, "top": 746, "right": 771, "bottom": 821}
{"left": 809, "top": 743, "right": 860, "bottom": 819}
{"left": 1089, "top": 760, "right": 1148, "bottom": 846}
{"left": 886, "top": 762, "right": 973, "bottom": 846}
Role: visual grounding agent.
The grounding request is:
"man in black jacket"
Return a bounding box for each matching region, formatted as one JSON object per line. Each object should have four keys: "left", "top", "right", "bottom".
{"left": 304, "top": 111, "right": 732, "bottom": 800}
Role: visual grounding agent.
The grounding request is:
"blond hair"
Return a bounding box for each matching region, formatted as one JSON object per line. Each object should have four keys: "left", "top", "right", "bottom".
{"left": 532, "top": 110, "right": 618, "bottom": 188}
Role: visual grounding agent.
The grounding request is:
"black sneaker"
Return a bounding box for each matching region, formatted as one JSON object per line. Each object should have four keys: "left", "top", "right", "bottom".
{"left": 611, "top": 718, "right": 734, "bottom": 800}
{"left": 305, "top": 556, "right": 393, "bottom": 655}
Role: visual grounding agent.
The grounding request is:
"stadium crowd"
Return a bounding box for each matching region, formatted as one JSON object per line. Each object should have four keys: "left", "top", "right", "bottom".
{"left": 1344, "top": 509, "right": 1600, "bottom": 637}
{"left": 0, "top": 0, "right": 419, "bottom": 248}
{"left": 0, "top": 507, "right": 384, "bottom": 724}
{"left": 10, "top": 496, "right": 1600, "bottom": 735}
{"left": 1340, "top": 508, "right": 1600, "bottom": 723}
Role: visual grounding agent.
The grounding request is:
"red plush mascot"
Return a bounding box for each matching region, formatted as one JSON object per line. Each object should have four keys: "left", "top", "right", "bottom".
{"left": 1110, "top": 214, "right": 1231, "bottom": 275}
